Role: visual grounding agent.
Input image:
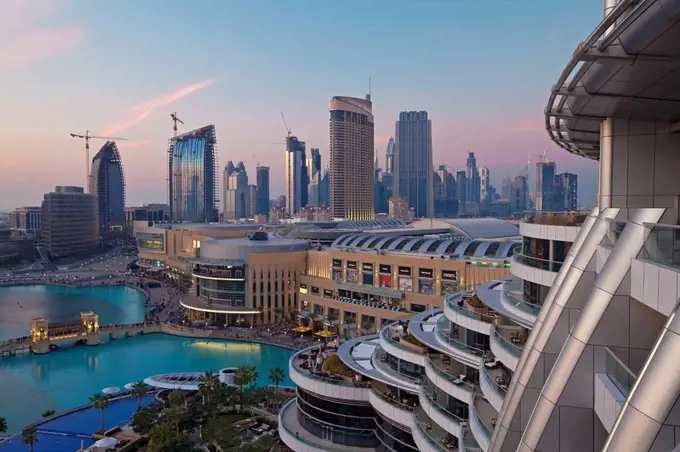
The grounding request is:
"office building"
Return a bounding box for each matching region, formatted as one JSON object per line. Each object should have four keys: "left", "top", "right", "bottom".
{"left": 42, "top": 186, "right": 98, "bottom": 259}
{"left": 511, "top": 175, "right": 528, "bottom": 214}
{"left": 434, "top": 165, "right": 458, "bottom": 217}
{"left": 329, "top": 95, "right": 375, "bottom": 220}
{"left": 307, "top": 148, "right": 322, "bottom": 207}
{"left": 501, "top": 176, "right": 513, "bottom": 201}
{"left": 124, "top": 204, "right": 169, "bottom": 233}
{"left": 256, "top": 166, "right": 270, "bottom": 216}
{"left": 456, "top": 170, "right": 467, "bottom": 206}
{"left": 465, "top": 152, "right": 481, "bottom": 204}
{"left": 555, "top": 171, "right": 578, "bottom": 211}
{"left": 89, "top": 141, "right": 125, "bottom": 233}
{"left": 319, "top": 167, "right": 330, "bottom": 207}
{"left": 10, "top": 206, "right": 42, "bottom": 237}
{"left": 535, "top": 155, "right": 556, "bottom": 212}
{"left": 374, "top": 164, "right": 387, "bottom": 214}
{"left": 248, "top": 184, "right": 257, "bottom": 218}
{"left": 394, "top": 111, "right": 434, "bottom": 218}
{"left": 480, "top": 166, "right": 491, "bottom": 210}
{"left": 385, "top": 137, "right": 395, "bottom": 175}
{"left": 223, "top": 161, "right": 249, "bottom": 221}
{"left": 167, "top": 125, "right": 218, "bottom": 222}
{"left": 285, "top": 135, "right": 307, "bottom": 216}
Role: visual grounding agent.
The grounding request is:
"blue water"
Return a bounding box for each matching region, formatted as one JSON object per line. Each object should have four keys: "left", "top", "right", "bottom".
{"left": 0, "top": 284, "right": 147, "bottom": 340}
{"left": 0, "top": 394, "right": 156, "bottom": 451}
{"left": 0, "top": 285, "right": 294, "bottom": 434}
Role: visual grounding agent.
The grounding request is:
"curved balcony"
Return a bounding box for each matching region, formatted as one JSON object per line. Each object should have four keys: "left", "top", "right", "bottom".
{"left": 489, "top": 325, "right": 524, "bottom": 372}
{"left": 192, "top": 267, "right": 245, "bottom": 281}
{"left": 500, "top": 284, "right": 541, "bottom": 326}
{"left": 290, "top": 346, "right": 372, "bottom": 401}
{"left": 424, "top": 353, "right": 474, "bottom": 405}
{"left": 444, "top": 293, "right": 496, "bottom": 336}
{"left": 419, "top": 386, "right": 464, "bottom": 441}
{"left": 411, "top": 408, "right": 461, "bottom": 452}
{"left": 368, "top": 380, "right": 416, "bottom": 430}
{"left": 479, "top": 360, "right": 507, "bottom": 413}
{"left": 519, "top": 211, "right": 585, "bottom": 242}
{"left": 278, "top": 398, "right": 376, "bottom": 452}
{"left": 469, "top": 395, "right": 496, "bottom": 452}
{"left": 510, "top": 250, "right": 558, "bottom": 287}
{"left": 434, "top": 316, "right": 485, "bottom": 368}
{"left": 380, "top": 322, "right": 427, "bottom": 367}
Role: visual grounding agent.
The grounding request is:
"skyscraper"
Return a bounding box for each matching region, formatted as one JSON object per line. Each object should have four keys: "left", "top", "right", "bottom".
{"left": 256, "top": 166, "right": 270, "bottom": 216}
{"left": 434, "top": 165, "right": 457, "bottom": 217}
{"left": 42, "top": 186, "right": 98, "bottom": 259}
{"left": 307, "top": 148, "right": 322, "bottom": 207}
{"left": 511, "top": 175, "right": 528, "bottom": 213}
{"left": 89, "top": 141, "right": 125, "bottom": 232}
{"left": 168, "top": 125, "right": 217, "bottom": 222}
{"left": 480, "top": 166, "right": 491, "bottom": 210}
{"left": 319, "top": 166, "right": 330, "bottom": 207}
{"left": 456, "top": 170, "right": 467, "bottom": 206}
{"left": 248, "top": 184, "right": 257, "bottom": 218}
{"left": 465, "top": 152, "right": 481, "bottom": 204}
{"left": 555, "top": 171, "right": 578, "bottom": 211}
{"left": 285, "top": 135, "right": 306, "bottom": 215}
{"left": 500, "top": 176, "right": 513, "bottom": 201}
{"left": 223, "top": 161, "right": 249, "bottom": 220}
{"left": 535, "top": 155, "right": 556, "bottom": 211}
{"left": 394, "top": 111, "right": 434, "bottom": 218}
{"left": 382, "top": 138, "right": 395, "bottom": 211}
{"left": 329, "top": 95, "right": 374, "bottom": 220}
{"left": 385, "top": 137, "right": 395, "bottom": 175}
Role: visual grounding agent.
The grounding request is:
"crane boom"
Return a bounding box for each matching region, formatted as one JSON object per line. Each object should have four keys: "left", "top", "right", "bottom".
{"left": 70, "top": 130, "right": 128, "bottom": 192}
{"left": 280, "top": 112, "right": 291, "bottom": 138}
{"left": 171, "top": 113, "right": 184, "bottom": 137}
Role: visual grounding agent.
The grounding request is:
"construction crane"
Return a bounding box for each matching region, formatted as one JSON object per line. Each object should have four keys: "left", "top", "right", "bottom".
{"left": 70, "top": 131, "right": 128, "bottom": 192}
{"left": 170, "top": 112, "right": 184, "bottom": 137}
{"left": 280, "top": 112, "right": 291, "bottom": 138}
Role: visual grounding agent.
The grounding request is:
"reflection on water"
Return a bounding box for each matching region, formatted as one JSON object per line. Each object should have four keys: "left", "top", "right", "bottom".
{"left": 189, "top": 340, "right": 263, "bottom": 352}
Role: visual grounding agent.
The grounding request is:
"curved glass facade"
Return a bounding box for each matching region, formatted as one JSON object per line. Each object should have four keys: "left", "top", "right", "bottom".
{"left": 90, "top": 141, "right": 125, "bottom": 232}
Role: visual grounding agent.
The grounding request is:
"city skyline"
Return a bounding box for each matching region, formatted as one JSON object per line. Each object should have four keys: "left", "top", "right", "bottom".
{"left": 0, "top": 0, "right": 602, "bottom": 210}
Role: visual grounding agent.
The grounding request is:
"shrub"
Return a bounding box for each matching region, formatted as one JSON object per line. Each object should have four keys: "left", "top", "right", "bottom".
{"left": 322, "top": 354, "right": 356, "bottom": 378}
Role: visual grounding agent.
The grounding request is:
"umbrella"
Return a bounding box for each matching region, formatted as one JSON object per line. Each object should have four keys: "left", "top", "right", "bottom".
{"left": 124, "top": 382, "right": 137, "bottom": 390}
{"left": 93, "top": 437, "right": 118, "bottom": 448}
{"left": 102, "top": 386, "right": 120, "bottom": 395}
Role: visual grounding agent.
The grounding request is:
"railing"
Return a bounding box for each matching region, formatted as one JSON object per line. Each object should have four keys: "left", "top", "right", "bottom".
{"left": 291, "top": 348, "right": 371, "bottom": 388}
{"left": 311, "top": 292, "right": 408, "bottom": 313}
{"left": 426, "top": 354, "right": 475, "bottom": 391}
{"left": 512, "top": 249, "right": 563, "bottom": 272}
{"left": 435, "top": 316, "right": 486, "bottom": 357}
{"left": 370, "top": 381, "right": 415, "bottom": 412}
{"left": 279, "top": 398, "right": 354, "bottom": 452}
{"left": 639, "top": 223, "right": 680, "bottom": 269}
{"left": 492, "top": 326, "right": 524, "bottom": 358}
{"left": 446, "top": 297, "right": 497, "bottom": 324}
{"left": 382, "top": 328, "right": 425, "bottom": 354}
{"left": 604, "top": 347, "right": 637, "bottom": 396}
{"left": 420, "top": 386, "right": 466, "bottom": 423}
{"left": 481, "top": 363, "right": 507, "bottom": 398}
{"left": 502, "top": 284, "right": 543, "bottom": 318}
{"left": 413, "top": 410, "right": 449, "bottom": 452}
{"left": 192, "top": 268, "right": 245, "bottom": 279}
{"left": 471, "top": 397, "right": 493, "bottom": 440}
{"left": 522, "top": 210, "right": 588, "bottom": 226}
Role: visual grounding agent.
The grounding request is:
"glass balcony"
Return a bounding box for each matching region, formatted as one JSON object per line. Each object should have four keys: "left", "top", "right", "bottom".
{"left": 522, "top": 210, "right": 587, "bottom": 226}
{"left": 604, "top": 347, "right": 638, "bottom": 397}
{"left": 471, "top": 395, "right": 496, "bottom": 441}
{"left": 492, "top": 325, "right": 525, "bottom": 358}
{"left": 370, "top": 380, "right": 417, "bottom": 412}
{"left": 446, "top": 295, "right": 498, "bottom": 324}
{"left": 513, "top": 249, "right": 563, "bottom": 272}
{"left": 436, "top": 316, "right": 486, "bottom": 358}
{"left": 502, "top": 284, "right": 543, "bottom": 317}
{"left": 481, "top": 361, "right": 509, "bottom": 398}
{"left": 639, "top": 223, "right": 680, "bottom": 269}
{"left": 427, "top": 353, "right": 476, "bottom": 391}
{"left": 413, "top": 408, "right": 460, "bottom": 451}
{"left": 291, "top": 350, "right": 371, "bottom": 388}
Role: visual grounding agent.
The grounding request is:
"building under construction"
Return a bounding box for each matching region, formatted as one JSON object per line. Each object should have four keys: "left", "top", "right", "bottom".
{"left": 89, "top": 141, "right": 126, "bottom": 233}
{"left": 167, "top": 125, "right": 218, "bottom": 223}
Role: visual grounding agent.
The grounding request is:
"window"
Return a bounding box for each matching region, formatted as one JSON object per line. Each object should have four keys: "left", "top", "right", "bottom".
{"left": 443, "top": 241, "right": 461, "bottom": 254}
{"left": 485, "top": 242, "right": 500, "bottom": 257}
{"left": 427, "top": 240, "right": 443, "bottom": 253}
{"left": 409, "top": 239, "right": 426, "bottom": 251}
{"left": 464, "top": 241, "right": 482, "bottom": 256}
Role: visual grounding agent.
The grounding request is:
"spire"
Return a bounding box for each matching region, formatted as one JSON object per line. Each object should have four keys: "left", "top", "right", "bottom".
{"left": 375, "top": 148, "right": 379, "bottom": 169}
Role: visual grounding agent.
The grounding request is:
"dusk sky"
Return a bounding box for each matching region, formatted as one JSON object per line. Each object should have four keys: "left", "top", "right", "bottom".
{"left": 0, "top": 0, "right": 603, "bottom": 211}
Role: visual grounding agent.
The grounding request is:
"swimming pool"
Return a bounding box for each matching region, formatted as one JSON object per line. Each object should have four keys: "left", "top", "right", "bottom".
{"left": 0, "top": 284, "right": 147, "bottom": 341}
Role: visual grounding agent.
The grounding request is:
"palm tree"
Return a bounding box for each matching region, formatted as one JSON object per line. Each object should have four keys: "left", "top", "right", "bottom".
{"left": 168, "top": 390, "right": 186, "bottom": 409}
{"left": 247, "top": 365, "right": 259, "bottom": 389}
{"left": 41, "top": 410, "right": 56, "bottom": 418}
{"left": 130, "top": 381, "right": 150, "bottom": 411}
{"left": 306, "top": 311, "right": 316, "bottom": 333}
{"left": 0, "top": 417, "right": 7, "bottom": 434}
{"left": 21, "top": 427, "right": 39, "bottom": 452}
{"left": 89, "top": 393, "right": 111, "bottom": 432}
{"left": 234, "top": 366, "right": 250, "bottom": 392}
{"left": 268, "top": 367, "right": 285, "bottom": 405}
{"left": 197, "top": 370, "right": 219, "bottom": 406}
{"left": 166, "top": 404, "right": 186, "bottom": 437}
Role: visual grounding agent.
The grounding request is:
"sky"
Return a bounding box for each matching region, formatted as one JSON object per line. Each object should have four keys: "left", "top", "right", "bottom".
{"left": 0, "top": 0, "right": 604, "bottom": 211}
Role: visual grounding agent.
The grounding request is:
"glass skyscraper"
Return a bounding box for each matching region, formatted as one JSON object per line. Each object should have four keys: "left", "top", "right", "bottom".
{"left": 168, "top": 125, "right": 217, "bottom": 222}
{"left": 89, "top": 141, "right": 125, "bottom": 232}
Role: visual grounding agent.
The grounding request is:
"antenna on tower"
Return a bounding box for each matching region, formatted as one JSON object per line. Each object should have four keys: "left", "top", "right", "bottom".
{"left": 367, "top": 77, "right": 372, "bottom": 101}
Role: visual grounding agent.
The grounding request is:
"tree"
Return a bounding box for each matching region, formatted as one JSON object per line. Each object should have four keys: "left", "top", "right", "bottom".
{"left": 234, "top": 366, "right": 250, "bottom": 392}
{"left": 168, "top": 390, "right": 186, "bottom": 409}
{"left": 247, "top": 365, "right": 259, "bottom": 389}
{"left": 130, "top": 381, "right": 150, "bottom": 411}
{"left": 41, "top": 410, "right": 56, "bottom": 418}
{"left": 131, "top": 405, "right": 162, "bottom": 435}
{"left": 21, "top": 427, "right": 39, "bottom": 452}
{"left": 198, "top": 370, "right": 220, "bottom": 406}
{"left": 203, "top": 416, "right": 245, "bottom": 451}
{"left": 306, "top": 311, "right": 316, "bottom": 333}
{"left": 89, "top": 393, "right": 111, "bottom": 432}
{"left": 165, "top": 404, "right": 186, "bottom": 437}
{"left": 269, "top": 367, "right": 286, "bottom": 408}
{"left": 0, "top": 417, "right": 7, "bottom": 434}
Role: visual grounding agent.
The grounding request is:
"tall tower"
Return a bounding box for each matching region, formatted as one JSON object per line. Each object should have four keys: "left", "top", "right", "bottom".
{"left": 307, "top": 148, "right": 322, "bottom": 207}
{"left": 167, "top": 125, "right": 217, "bottom": 222}
{"left": 285, "top": 135, "right": 306, "bottom": 215}
{"left": 394, "top": 111, "right": 434, "bottom": 218}
{"left": 329, "top": 95, "right": 375, "bottom": 220}
{"left": 480, "top": 166, "right": 491, "bottom": 209}
{"left": 89, "top": 141, "right": 125, "bottom": 232}
{"left": 535, "top": 154, "right": 556, "bottom": 211}
{"left": 465, "top": 152, "right": 481, "bottom": 204}
{"left": 256, "top": 166, "right": 270, "bottom": 216}
{"left": 385, "top": 137, "right": 395, "bottom": 175}
{"left": 223, "top": 161, "right": 249, "bottom": 220}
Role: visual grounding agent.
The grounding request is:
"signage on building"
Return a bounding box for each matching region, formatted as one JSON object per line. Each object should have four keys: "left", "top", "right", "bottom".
{"left": 323, "top": 288, "right": 333, "bottom": 297}
{"left": 441, "top": 270, "right": 458, "bottom": 281}
{"left": 398, "top": 266, "right": 411, "bottom": 276}
{"left": 419, "top": 268, "right": 434, "bottom": 279}
{"left": 332, "top": 259, "right": 342, "bottom": 268}
{"left": 379, "top": 264, "right": 392, "bottom": 274}
{"left": 362, "top": 263, "right": 373, "bottom": 272}
{"left": 346, "top": 261, "right": 357, "bottom": 270}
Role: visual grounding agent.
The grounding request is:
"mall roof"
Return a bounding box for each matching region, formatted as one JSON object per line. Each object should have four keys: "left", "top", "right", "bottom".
{"left": 545, "top": 0, "right": 680, "bottom": 159}
{"left": 407, "top": 218, "right": 520, "bottom": 239}
{"left": 330, "top": 233, "right": 520, "bottom": 259}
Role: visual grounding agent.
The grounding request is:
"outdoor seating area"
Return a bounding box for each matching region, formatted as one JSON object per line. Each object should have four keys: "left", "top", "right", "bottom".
{"left": 323, "top": 294, "right": 408, "bottom": 312}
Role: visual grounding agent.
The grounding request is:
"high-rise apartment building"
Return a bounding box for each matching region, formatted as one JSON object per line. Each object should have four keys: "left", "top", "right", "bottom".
{"left": 456, "top": 170, "right": 467, "bottom": 206}
{"left": 535, "top": 155, "right": 557, "bottom": 211}
{"left": 89, "top": 141, "right": 125, "bottom": 233}
{"left": 319, "top": 167, "right": 330, "bottom": 207}
{"left": 10, "top": 206, "right": 42, "bottom": 237}
{"left": 285, "top": 136, "right": 307, "bottom": 215}
{"left": 501, "top": 176, "right": 513, "bottom": 201}
{"left": 394, "top": 111, "right": 434, "bottom": 218}
{"left": 385, "top": 137, "right": 395, "bottom": 175}
{"left": 223, "top": 161, "right": 249, "bottom": 220}
{"left": 307, "top": 148, "right": 322, "bottom": 207}
{"left": 256, "top": 166, "right": 270, "bottom": 216}
{"left": 42, "top": 186, "right": 98, "bottom": 259}
{"left": 124, "top": 204, "right": 168, "bottom": 233}
{"left": 434, "top": 165, "right": 458, "bottom": 217}
{"left": 465, "top": 151, "right": 481, "bottom": 204}
{"left": 168, "top": 125, "right": 217, "bottom": 222}
{"left": 329, "top": 95, "right": 375, "bottom": 220}
{"left": 511, "top": 175, "right": 528, "bottom": 213}
{"left": 480, "top": 166, "right": 491, "bottom": 210}
{"left": 248, "top": 184, "right": 257, "bottom": 218}
{"left": 555, "top": 171, "right": 578, "bottom": 211}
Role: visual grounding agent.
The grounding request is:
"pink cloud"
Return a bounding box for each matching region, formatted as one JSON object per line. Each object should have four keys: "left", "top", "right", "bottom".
{"left": 101, "top": 78, "right": 217, "bottom": 136}
{"left": 375, "top": 135, "right": 392, "bottom": 145}
{"left": 0, "top": 0, "right": 69, "bottom": 30}
{"left": 0, "top": 26, "right": 83, "bottom": 71}
{"left": 117, "top": 140, "right": 154, "bottom": 149}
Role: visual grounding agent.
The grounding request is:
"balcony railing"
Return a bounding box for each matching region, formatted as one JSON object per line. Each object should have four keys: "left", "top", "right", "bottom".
{"left": 421, "top": 386, "right": 467, "bottom": 423}
{"left": 513, "top": 249, "right": 563, "bottom": 272}
{"left": 435, "top": 316, "right": 486, "bottom": 357}
{"left": 604, "top": 347, "right": 637, "bottom": 396}
{"left": 446, "top": 296, "right": 498, "bottom": 324}
{"left": 522, "top": 210, "right": 588, "bottom": 226}
{"left": 481, "top": 362, "right": 507, "bottom": 398}
{"left": 492, "top": 326, "right": 524, "bottom": 358}
{"left": 413, "top": 409, "right": 450, "bottom": 452}
{"left": 502, "top": 284, "right": 543, "bottom": 317}
{"left": 639, "top": 223, "right": 680, "bottom": 269}
{"left": 426, "top": 354, "right": 475, "bottom": 391}
{"left": 471, "top": 396, "right": 493, "bottom": 440}
{"left": 370, "top": 381, "right": 416, "bottom": 412}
